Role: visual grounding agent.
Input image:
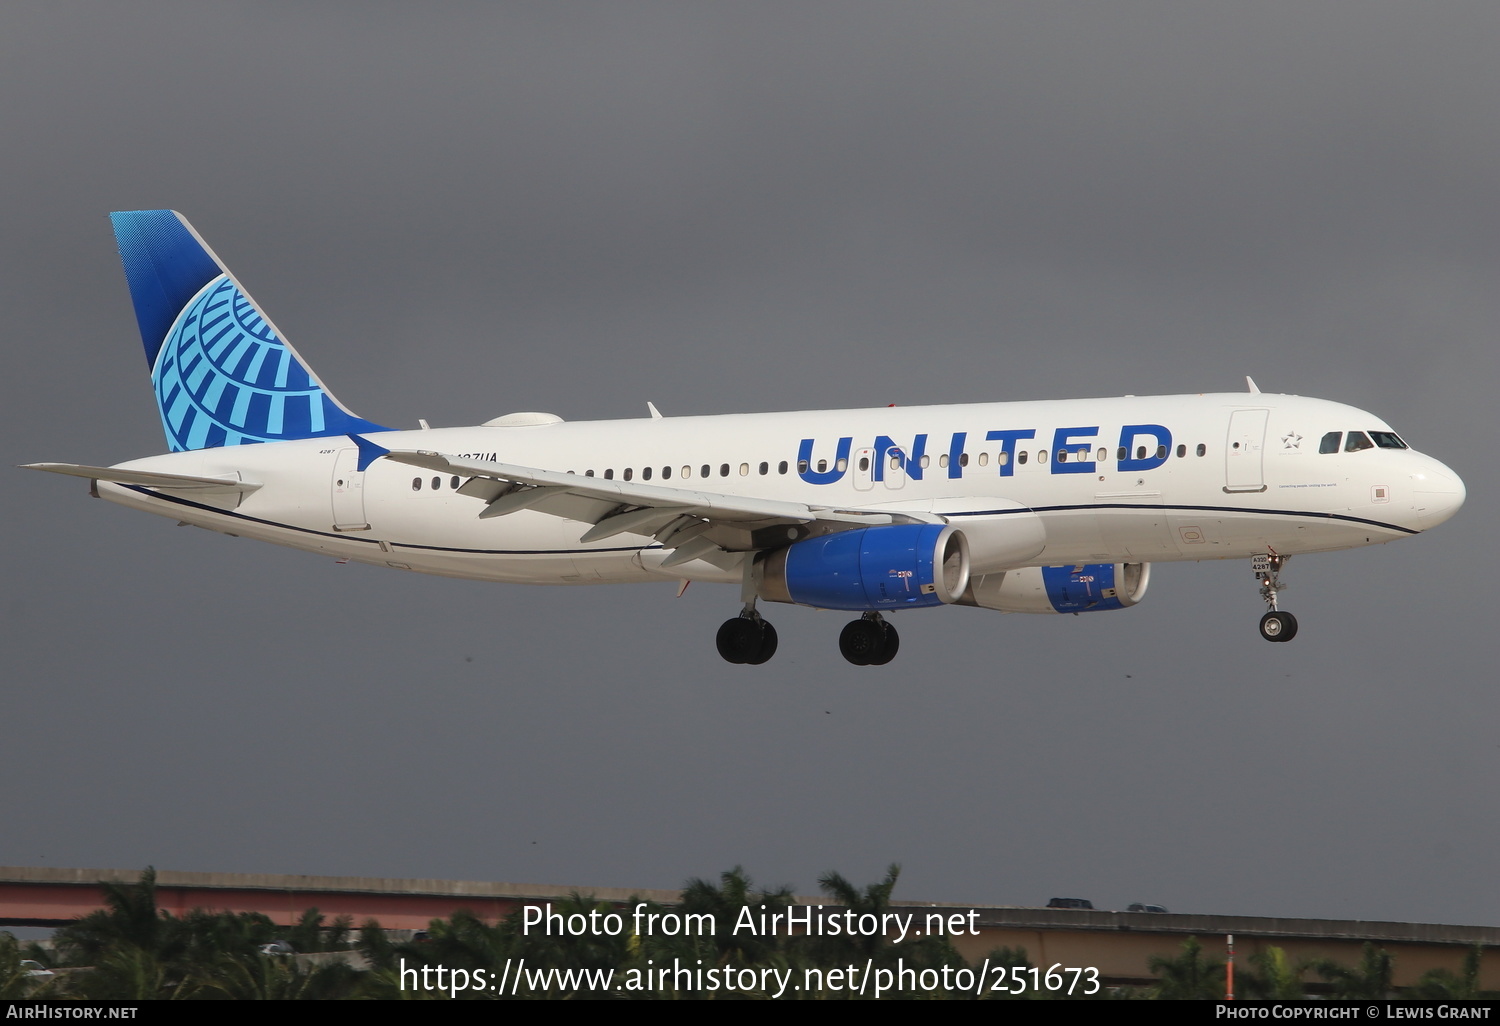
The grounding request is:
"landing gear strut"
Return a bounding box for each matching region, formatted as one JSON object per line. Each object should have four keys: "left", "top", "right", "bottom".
{"left": 1253, "top": 553, "right": 1298, "bottom": 643}
{"left": 839, "top": 612, "right": 900, "bottom": 666}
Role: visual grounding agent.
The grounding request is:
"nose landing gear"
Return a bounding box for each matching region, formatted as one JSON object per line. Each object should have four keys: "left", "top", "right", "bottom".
{"left": 1254, "top": 553, "right": 1298, "bottom": 643}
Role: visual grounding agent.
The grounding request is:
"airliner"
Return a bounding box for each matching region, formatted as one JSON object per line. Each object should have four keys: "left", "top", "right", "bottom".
{"left": 24, "top": 211, "right": 1466, "bottom": 666}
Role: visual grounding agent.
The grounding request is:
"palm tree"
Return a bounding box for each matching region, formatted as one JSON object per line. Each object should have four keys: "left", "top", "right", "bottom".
{"left": 1243, "top": 946, "right": 1312, "bottom": 999}
{"left": 0, "top": 932, "right": 53, "bottom": 999}
{"left": 1147, "top": 936, "right": 1225, "bottom": 1000}
{"left": 189, "top": 951, "right": 361, "bottom": 1000}
{"left": 74, "top": 944, "right": 175, "bottom": 1000}
{"left": 1315, "top": 942, "right": 1394, "bottom": 999}
{"left": 57, "top": 867, "right": 168, "bottom": 964}
{"left": 816, "top": 863, "right": 902, "bottom": 962}
{"left": 675, "top": 865, "right": 797, "bottom": 966}
{"left": 1410, "top": 945, "right": 1492, "bottom": 1000}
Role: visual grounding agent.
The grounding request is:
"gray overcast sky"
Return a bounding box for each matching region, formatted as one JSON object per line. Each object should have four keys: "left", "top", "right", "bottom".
{"left": 3, "top": 2, "right": 1497, "bottom": 927}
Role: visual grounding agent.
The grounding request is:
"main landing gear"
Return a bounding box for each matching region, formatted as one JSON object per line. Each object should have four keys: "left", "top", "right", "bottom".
{"left": 716, "top": 610, "right": 778, "bottom": 665}
{"left": 838, "top": 612, "right": 899, "bottom": 666}
{"left": 1253, "top": 552, "right": 1298, "bottom": 643}
{"left": 717, "top": 564, "right": 780, "bottom": 665}
{"left": 712, "top": 603, "right": 903, "bottom": 667}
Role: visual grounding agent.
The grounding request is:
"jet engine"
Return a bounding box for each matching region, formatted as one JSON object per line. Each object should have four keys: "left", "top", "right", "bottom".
{"left": 758, "top": 524, "right": 970, "bottom": 611}
{"left": 957, "top": 562, "right": 1150, "bottom": 614}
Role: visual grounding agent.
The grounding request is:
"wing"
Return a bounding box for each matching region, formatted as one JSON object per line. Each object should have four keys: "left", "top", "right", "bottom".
{"left": 378, "top": 446, "right": 940, "bottom": 570}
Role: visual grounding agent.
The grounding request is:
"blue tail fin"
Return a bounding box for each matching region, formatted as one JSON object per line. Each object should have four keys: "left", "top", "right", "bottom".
{"left": 110, "top": 210, "right": 388, "bottom": 451}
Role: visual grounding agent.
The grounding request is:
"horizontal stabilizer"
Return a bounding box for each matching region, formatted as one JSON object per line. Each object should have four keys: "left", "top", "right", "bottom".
{"left": 21, "top": 462, "right": 261, "bottom": 493}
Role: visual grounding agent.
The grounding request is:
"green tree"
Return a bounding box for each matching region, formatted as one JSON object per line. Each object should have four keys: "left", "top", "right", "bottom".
{"left": 57, "top": 867, "right": 168, "bottom": 965}
{"left": 815, "top": 863, "right": 903, "bottom": 962}
{"left": 1147, "top": 936, "right": 1225, "bottom": 1000}
{"left": 1242, "top": 945, "right": 1312, "bottom": 999}
{"left": 666, "top": 866, "right": 797, "bottom": 969}
{"left": 1315, "top": 942, "right": 1394, "bottom": 999}
{"left": 1, "top": 931, "right": 55, "bottom": 999}
{"left": 73, "top": 944, "right": 176, "bottom": 1000}
{"left": 1410, "top": 945, "right": 1492, "bottom": 1000}
{"left": 189, "top": 951, "right": 362, "bottom": 1000}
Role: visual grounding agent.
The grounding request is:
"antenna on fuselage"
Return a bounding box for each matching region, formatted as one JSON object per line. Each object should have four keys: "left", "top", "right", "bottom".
{"left": 647, "top": 402, "right": 664, "bottom": 419}
{"left": 1245, "top": 376, "right": 1261, "bottom": 394}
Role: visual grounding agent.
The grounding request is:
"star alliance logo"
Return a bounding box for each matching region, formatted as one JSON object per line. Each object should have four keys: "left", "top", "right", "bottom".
{"left": 1281, "top": 431, "right": 1302, "bottom": 450}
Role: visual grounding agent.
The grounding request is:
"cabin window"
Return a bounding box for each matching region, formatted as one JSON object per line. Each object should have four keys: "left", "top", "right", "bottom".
{"left": 1345, "top": 431, "right": 1374, "bottom": 453}
{"left": 938, "top": 454, "right": 949, "bottom": 468}
{"left": 759, "top": 462, "right": 768, "bottom": 475}
{"left": 451, "top": 476, "right": 460, "bottom": 488}
{"left": 920, "top": 454, "right": 930, "bottom": 469}
{"left": 797, "top": 460, "right": 808, "bottom": 474}
{"left": 641, "top": 467, "right": 651, "bottom": 480}
{"left": 778, "top": 461, "right": 788, "bottom": 475}
{"left": 681, "top": 465, "right": 690, "bottom": 479}
{"left": 1117, "top": 447, "right": 1127, "bottom": 461}
{"left": 412, "top": 477, "right": 422, "bottom": 491}
{"left": 1176, "top": 444, "right": 1186, "bottom": 458}
{"left": 978, "top": 452, "right": 989, "bottom": 467}
{"left": 834, "top": 458, "right": 846, "bottom": 473}
{"left": 604, "top": 469, "right": 614, "bottom": 480}
{"left": 720, "top": 463, "right": 730, "bottom": 477}
{"left": 817, "top": 460, "right": 827, "bottom": 473}
{"left": 1196, "top": 443, "right": 1206, "bottom": 457}
{"left": 1136, "top": 445, "right": 1147, "bottom": 460}
{"left": 1018, "top": 451, "right": 1028, "bottom": 465}
{"left": 1156, "top": 445, "right": 1167, "bottom": 460}
{"left": 998, "top": 451, "right": 1010, "bottom": 466}
{"left": 1056, "top": 449, "right": 1067, "bottom": 463}
{"left": 585, "top": 469, "right": 595, "bottom": 477}
{"left": 662, "top": 466, "right": 671, "bottom": 479}
{"left": 701, "top": 465, "right": 710, "bottom": 478}
{"left": 890, "top": 456, "right": 901, "bottom": 470}
{"left": 859, "top": 456, "right": 870, "bottom": 471}
{"left": 431, "top": 477, "right": 441, "bottom": 491}
{"left": 959, "top": 453, "right": 969, "bottom": 467}
{"left": 1037, "top": 449, "right": 1048, "bottom": 464}
{"left": 740, "top": 463, "right": 750, "bottom": 476}
{"left": 1097, "top": 447, "right": 1107, "bottom": 462}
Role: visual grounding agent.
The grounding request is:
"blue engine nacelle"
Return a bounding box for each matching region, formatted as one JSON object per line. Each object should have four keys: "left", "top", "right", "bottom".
{"left": 758, "top": 524, "right": 971, "bottom": 611}
{"left": 956, "top": 562, "right": 1150, "bottom": 614}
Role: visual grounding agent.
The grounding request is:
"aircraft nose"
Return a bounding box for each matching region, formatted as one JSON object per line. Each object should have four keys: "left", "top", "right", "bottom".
{"left": 1410, "top": 456, "right": 1465, "bottom": 529}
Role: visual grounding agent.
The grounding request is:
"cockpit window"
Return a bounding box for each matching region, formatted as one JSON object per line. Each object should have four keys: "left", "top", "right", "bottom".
{"left": 1344, "top": 431, "right": 1374, "bottom": 453}
{"left": 1371, "top": 431, "right": 1408, "bottom": 450}
{"left": 1319, "top": 431, "right": 1342, "bottom": 454}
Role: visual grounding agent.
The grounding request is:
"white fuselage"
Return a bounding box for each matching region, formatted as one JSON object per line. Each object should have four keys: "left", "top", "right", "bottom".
{"left": 96, "top": 392, "right": 1465, "bottom": 588}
